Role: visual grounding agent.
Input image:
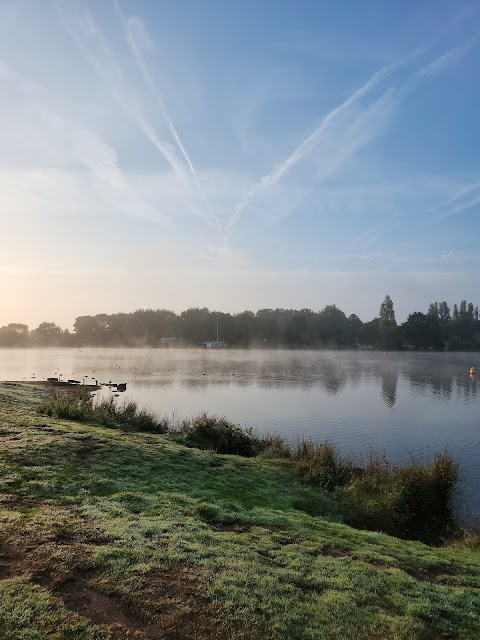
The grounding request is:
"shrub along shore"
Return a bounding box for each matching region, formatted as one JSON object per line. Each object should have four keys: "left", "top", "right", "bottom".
{"left": 0, "top": 382, "right": 479, "bottom": 639}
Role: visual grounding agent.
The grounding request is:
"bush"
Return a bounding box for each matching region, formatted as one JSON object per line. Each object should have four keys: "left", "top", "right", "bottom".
{"left": 258, "top": 434, "right": 291, "bottom": 459}
{"left": 342, "top": 451, "right": 460, "bottom": 544}
{"left": 294, "top": 440, "right": 352, "bottom": 490}
{"left": 291, "top": 442, "right": 460, "bottom": 544}
{"left": 38, "top": 388, "right": 168, "bottom": 434}
{"left": 180, "top": 413, "right": 263, "bottom": 457}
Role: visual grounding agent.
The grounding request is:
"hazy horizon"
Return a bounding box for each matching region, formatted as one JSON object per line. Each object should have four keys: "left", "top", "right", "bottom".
{"left": 1, "top": 1, "right": 479, "bottom": 329}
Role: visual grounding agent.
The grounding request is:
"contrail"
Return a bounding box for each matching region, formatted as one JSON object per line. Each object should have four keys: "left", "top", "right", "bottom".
{"left": 227, "top": 61, "right": 401, "bottom": 229}
{"left": 57, "top": 2, "right": 188, "bottom": 181}
{"left": 227, "top": 9, "right": 480, "bottom": 229}
{"left": 428, "top": 181, "right": 480, "bottom": 223}
{"left": 112, "top": 0, "right": 225, "bottom": 240}
{"left": 349, "top": 214, "right": 399, "bottom": 249}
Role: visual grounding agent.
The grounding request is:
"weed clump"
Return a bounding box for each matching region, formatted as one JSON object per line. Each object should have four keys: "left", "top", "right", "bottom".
{"left": 343, "top": 451, "right": 460, "bottom": 544}
{"left": 38, "top": 387, "right": 167, "bottom": 434}
{"left": 293, "top": 441, "right": 460, "bottom": 544}
{"left": 180, "top": 413, "right": 264, "bottom": 457}
{"left": 295, "top": 440, "right": 351, "bottom": 489}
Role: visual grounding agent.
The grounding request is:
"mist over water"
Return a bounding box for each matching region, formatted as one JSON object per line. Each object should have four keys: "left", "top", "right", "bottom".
{"left": 1, "top": 348, "right": 479, "bottom": 512}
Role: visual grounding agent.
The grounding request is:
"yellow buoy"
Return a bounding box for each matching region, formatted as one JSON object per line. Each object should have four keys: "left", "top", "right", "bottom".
{"left": 470, "top": 367, "right": 476, "bottom": 375}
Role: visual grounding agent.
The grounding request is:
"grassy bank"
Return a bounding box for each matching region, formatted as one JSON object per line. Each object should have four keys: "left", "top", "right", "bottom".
{"left": 1, "top": 383, "right": 479, "bottom": 639}
{"left": 39, "top": 387, "right": 461, "bottom": 544}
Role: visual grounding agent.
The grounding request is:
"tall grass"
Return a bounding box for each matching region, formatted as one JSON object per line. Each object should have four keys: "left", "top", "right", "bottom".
{"left": 38, "top": 387, "right": 168, "bottom": 434}
{"left": 37, "top": 387, "right": 462, "bottom": 544}
{"left": 294, "top": 440, "right": 351, "bottom": 489}
{"left": 293, "top": 441, "right": 460, "bottom": 544}
{"left": 178, "top": 413, "right": 264, "bottom": 456}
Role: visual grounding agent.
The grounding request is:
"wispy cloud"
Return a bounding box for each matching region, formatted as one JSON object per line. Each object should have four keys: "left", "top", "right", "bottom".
{"left": 353, "top": 249, "right": 480, "bottom": 268}
{"left": 227, "top": 62, "right": 400, "bottom": 229}
{"left": 426, "top": 180, "right": 480, "bottom": 223}
{"left": 112, "top": 0, "right": 225, "bottom": 239}
{"left": 57, "top": 1, "right": 188, "bottom": 178}
{"left": 227, "top": 24, "right": 479, "bottom": 230}
{"left": 0, "top": 60, "right": 171, "bottom": 223}
{"left": 349, "top": 214, "right": 399, "bottom": 249}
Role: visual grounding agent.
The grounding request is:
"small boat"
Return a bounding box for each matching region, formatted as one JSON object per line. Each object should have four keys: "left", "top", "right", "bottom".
{"left": 116, "top": 383, "right": 127, "bottom": 392}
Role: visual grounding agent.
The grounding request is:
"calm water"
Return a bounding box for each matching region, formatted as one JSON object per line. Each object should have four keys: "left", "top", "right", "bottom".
{"left": 1, "top": 348, "right": 479, "bottom": 512}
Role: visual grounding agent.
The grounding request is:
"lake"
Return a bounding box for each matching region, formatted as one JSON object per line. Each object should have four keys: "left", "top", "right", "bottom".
{"left": 1, "top": 348, "right": 479, "bottom": 513}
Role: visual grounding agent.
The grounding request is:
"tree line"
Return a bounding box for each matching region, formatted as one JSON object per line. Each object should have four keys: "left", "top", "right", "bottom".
{"left": 1, "top": 296, "right": 479, "bottom": 350}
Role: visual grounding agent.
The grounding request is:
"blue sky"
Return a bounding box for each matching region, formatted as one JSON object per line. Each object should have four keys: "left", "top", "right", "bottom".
{"left": 1, "top": 0, "right": 479, "bottom": 328}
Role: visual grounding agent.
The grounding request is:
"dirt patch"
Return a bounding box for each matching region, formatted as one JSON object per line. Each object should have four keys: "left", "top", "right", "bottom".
{"left": 128, "top": 564, "right": 246, "bottom": 640}
{"left": 48, "top": 564, "right": 252, "bottom": 640}
{"left": 403, "top": 564, "right": 457, "bottom": 584}
{"left": 258, "top": 524, "right": 285, "bottom": 533}
{"left": 207, "top": 458, "right": 225, "bottom": 468}
{"left": 34, "top": 424, "right": 65, "bottom": 435}
{"left": 212, "top": 523, "right": 286, "bottom": 535}
{"left": 56, "top": 578, "right": 157, "bottom": 637}
{"left": 0, "top": 559, "right": 16, "bottom": 580}
{"left": 0, "top": 542, "right": 23, "bottom": 581}
{"left": 212, "top": 523, "right": 251, "bottom": 533}
{"left": 0, "top": 527, "right": 254, "bottom": 640}
{"left": 76, "top": 437, "right": 102, "bottom": 457}
{"left": 0, "top": 494, "right": 45, "bottom": 510}
{"left": 321, "top": 546, "right": 350, "bottom": 558}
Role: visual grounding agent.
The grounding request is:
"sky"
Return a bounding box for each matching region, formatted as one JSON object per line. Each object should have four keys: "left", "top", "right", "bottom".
{"left": 1, "top": 0, "right": 480, "bottom": 329}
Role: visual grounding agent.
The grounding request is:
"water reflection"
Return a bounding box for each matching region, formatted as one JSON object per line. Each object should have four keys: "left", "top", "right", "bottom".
{"left": 381, "top": 370, "right": 398, "bottom": 408}
{"left": 141, "top": 352, "right": 479, "bottom": 406}
{"left": 1, "top": 349, "right": 479, "bottom": 404}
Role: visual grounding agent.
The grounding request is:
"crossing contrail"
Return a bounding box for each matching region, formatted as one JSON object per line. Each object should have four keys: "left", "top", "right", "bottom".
{"left": 112, "top": 0, "right": 225, "bottom": 240}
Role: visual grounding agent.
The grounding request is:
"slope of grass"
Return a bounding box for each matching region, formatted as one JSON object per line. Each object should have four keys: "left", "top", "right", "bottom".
{"left": 0, "top": 382, "right": 479, "bottom": 639}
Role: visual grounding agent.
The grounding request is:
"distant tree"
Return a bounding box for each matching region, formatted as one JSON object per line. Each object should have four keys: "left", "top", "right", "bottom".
{"left": 180, "top": 308, "right": 211, "bottom": 344}
{"left": 316, "top": 305, "right": 350, "bottom": 346}
{"left": 31, "top": 322, "right": 63, "bottom": 346}
{"left": 347, "top": 314, "right": 363, "bottom": 346}
{"left": 379, "top": 295, "right": 396, "bottom": 331}
{"left": 438, "top": 301, "right": 451, "bottom": 323}
{"left": 73, "top": 315, "right": 111, "bottom": 346}
{"left": 402, "top": 312, "right": 443, "bottom": 350}
{"left": 428, "top": 302, "right": 439, "bottom": 320}
{"left": 379, "top": 295, "right": 401, "bottom": 349}
{"left": 453, "top": 304, "right": 459, "bottom": 321}
{"left": 254, "top": 309, "right": 287, "bottom": 345}
{"left": 210, "top": 311, "right": 235, "bottom": 344}
{"left": 358, "top": 318, "right": 380, "bottom": 347}
{"left": 233, "top": 311, "right": 254, "bottom": 347}
{"left": 0, "top": 323, "right": 29, "bottom": 347}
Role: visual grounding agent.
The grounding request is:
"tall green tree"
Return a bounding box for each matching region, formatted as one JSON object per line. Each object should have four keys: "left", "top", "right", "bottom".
{"left": 428, "top": 302, "right": 439, "bottom": 320}
{"left": 438, "top": 301, "right": 451, "bottom": 323}
{"left": 379, "top": 295, "right": 401, "bottom": 349}
{"left": 379, "top": 295, "right": 396, "bottom": 331}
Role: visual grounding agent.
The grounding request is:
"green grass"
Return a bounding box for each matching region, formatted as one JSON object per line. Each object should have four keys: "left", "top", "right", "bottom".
{"left": 38, "top": 389, "right": 460, "bottom": 544}
{"left": 1, "top": 382, "right": 479, "bottom": 639}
